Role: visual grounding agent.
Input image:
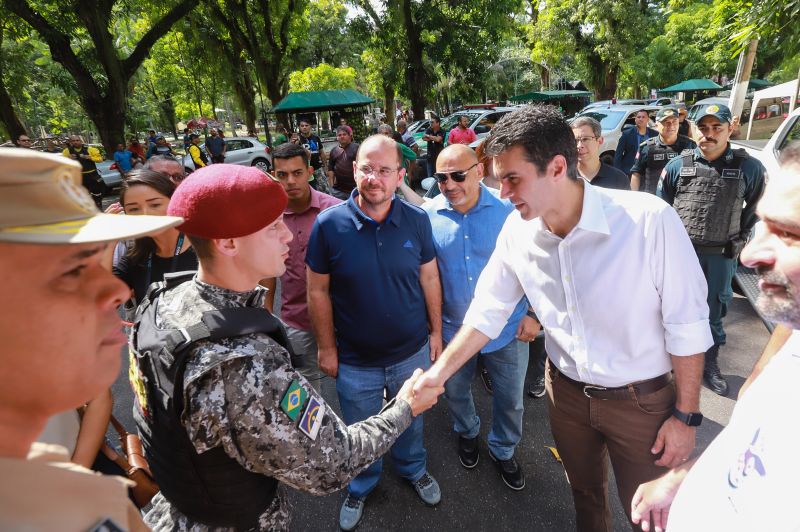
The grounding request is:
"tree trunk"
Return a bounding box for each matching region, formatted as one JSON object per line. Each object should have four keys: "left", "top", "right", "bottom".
{"left": 539, "top": 65, "right": 550, "bottom": 91}
{"left": 383, "top": 83, "right": 395, "bottom": 129}
{"left": 400, "top": 0, "right": 427, "bottom": 119}
{"left": 159, "top": 98, "right": 178, "bottom": 139}
{"left": 0, "top": 71, "right": 26, "bottom": 141}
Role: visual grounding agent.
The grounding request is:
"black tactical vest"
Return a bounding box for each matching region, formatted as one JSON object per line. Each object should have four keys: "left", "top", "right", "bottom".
{"left": 672, "top": 150, "right": 747, "bottom": 246}
{"left": 130, "top": 272, "right": 295, "bottom": 529}
{"left": 641, "top": 135, "right": 694, "bottom": 195}
{"left": 68, "top": 146, "right": 98, "bottom": 175}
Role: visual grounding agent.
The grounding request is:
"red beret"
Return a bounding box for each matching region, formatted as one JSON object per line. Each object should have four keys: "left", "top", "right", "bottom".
{"left": 168, "top": 164, "right": 287, "bottom": 239}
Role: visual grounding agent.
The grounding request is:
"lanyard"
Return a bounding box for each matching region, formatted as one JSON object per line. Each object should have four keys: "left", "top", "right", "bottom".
{"left": 145, "top": 232, "right": 184, "bottom": 289}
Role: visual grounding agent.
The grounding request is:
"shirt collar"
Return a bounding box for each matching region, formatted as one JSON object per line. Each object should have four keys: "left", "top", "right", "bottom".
{"left": 693, "top": 143, "right": 734, "bottom": 165}
{"left": 346, "top": 190, "right": 402, "bottom": 229}
{"left": 193, "top": 276, "right": 267, "bottom": 309}
{"left": 574, "top": 180, "right": 610, "bottom": 236}
{"left": 284, "top": 187, "right": 323, "bottom": 215}
{"left": 436, "top": 182, "right": 496, "bottom": 214}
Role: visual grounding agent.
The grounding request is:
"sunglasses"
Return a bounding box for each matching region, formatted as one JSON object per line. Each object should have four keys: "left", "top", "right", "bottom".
{"left": 434, "top": 163, "right": 478, "bottom": 183}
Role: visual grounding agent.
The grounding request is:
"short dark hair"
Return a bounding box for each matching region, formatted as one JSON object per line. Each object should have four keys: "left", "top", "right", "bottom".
{"left": 183, "top": 128, "right": 189, "bottom": 133}
{"left": 299, "top": 118, "right": 312, "bottom": 126}
{"left": 636, "top": 109, "right": 649, "bottom": 117}
{"left": 272, "top": 141, "right": 309, "bottom": 167}
{"left": 189, "top": 133, "right": 200, "bottom": 140}
{"left": 186, "top": 235, "right": 215, "bottom": 260}
{"left": 483, "top": 105, "right": 578, "bottom": 180}
{"left": 431, "top": 116, "right": 440, "bottom": 124}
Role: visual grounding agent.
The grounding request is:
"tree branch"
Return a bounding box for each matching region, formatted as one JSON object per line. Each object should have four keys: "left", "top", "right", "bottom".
{"left": 123, "top": 0, "right": 197, "bottom": 79}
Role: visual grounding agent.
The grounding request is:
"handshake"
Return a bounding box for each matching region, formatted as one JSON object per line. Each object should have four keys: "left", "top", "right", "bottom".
{"left": 396, "top": 368, "right": 447, "bottom": 416}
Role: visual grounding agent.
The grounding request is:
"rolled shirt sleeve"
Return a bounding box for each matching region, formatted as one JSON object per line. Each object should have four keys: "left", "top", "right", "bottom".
{"left": 649, "top": 204, "right": 714, "bottom": 355}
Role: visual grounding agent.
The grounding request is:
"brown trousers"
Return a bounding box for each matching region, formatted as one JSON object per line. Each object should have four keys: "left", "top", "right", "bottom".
{"left": 545, "top": 360, "right": 675, "bottom": 532}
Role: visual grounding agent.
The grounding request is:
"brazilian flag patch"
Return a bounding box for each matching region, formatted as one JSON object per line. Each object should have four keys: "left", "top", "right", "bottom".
{"left": 280, "top": 379, "right": 308, "bottom": 421}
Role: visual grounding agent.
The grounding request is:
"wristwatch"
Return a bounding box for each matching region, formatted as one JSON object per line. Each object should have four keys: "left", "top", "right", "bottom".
{"left": 672, "top": 407, "right": 703, "bottom": 427}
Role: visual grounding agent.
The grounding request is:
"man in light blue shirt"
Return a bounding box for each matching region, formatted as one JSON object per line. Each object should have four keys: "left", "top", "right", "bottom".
{"left": 422, "top": 144, "right": 537, "bottom": 491}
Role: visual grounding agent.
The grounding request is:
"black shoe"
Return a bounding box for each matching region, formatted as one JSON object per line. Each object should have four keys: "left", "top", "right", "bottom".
{"left": 703, "top": 345, "right": 729, "bottom": 396}
{"left": 458, "top": 436, "right": 479, "bottom": 469}
{"left": 479, "top": 366, "right": 493, "bottom": 394}
{"left": 489, "top": 451, "right": 525, "bottom": 490}
{"left": 528, "top": 375, "right": 546, "bottom": 398}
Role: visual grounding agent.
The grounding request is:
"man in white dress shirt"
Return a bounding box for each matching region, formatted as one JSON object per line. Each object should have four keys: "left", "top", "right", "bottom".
{"left": 630, "top": 145, "right": 800, "bottom": 532}
{"left": 415, "top": 105, "right": 713, "bottom": 531}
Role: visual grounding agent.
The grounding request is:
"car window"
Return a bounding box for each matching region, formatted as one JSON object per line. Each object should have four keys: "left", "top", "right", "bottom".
{"left": 225, "top": 139, "right": 252, "bottom": 151}
{"left": 440, "top": 112, "right": 482, "bottom": 130}
{"left": 477, "top": 112, "right": 506, "bottom": 129}
{"left": 578, "top": 110, "right": 625, "bottom": 131}
{"left": 778, "top": 117, "right": 800, "bottom": 156}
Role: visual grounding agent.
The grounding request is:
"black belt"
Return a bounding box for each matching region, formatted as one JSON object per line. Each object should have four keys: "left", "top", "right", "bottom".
{"left": 553, "top": 366, "right": 672, "bottom": 400}
{"left": 693, "top": 243, "right": 727, "bottom": 255}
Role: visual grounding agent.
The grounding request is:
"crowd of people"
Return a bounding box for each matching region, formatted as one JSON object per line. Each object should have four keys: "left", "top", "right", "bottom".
{"left": 2, "top": 100, "right": 800, "bottom": 532}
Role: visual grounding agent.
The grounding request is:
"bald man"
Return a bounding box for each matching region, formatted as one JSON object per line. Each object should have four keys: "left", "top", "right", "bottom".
{"left": 421, "top": 144, "right": 537, "bottom": 490}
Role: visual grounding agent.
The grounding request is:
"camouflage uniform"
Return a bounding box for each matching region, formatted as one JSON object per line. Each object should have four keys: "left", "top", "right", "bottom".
{"left": 137, "top": 277, "right": 413, "bottom": 531}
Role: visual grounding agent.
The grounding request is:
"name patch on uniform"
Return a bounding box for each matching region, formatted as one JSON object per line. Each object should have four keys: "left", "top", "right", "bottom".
{"left": 668, "top": 153, "right": 677, "bottom": 159}
{"left": 722, "top": 169, "right": 741, "bottom": 179}
{"left": 298, "top": 396, "right": 325, "bottom": 440}
{"left": 653, "top": 153, "right": 665, "bottom": 161}
{"left": 280, "top": 379, "right": 308, "bottom": 421}
{"left": 680, "top": 167, "right": 697, "bottom": 177}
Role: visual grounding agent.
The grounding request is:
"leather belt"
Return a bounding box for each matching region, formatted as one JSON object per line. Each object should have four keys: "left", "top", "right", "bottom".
{"left": 693, "top": 243, "right": 726, "bottom": 255}
{"left": 553, "top": 367, "right": 672, "bottom": 400}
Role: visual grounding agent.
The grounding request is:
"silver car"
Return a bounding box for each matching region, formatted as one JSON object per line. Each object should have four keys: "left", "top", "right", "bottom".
{"left": 183, "top": 136, "right": 272, "bottom": 173}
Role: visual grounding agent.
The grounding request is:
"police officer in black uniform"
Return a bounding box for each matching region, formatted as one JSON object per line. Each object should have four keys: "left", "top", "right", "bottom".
{"left": 658, "top": 103, "right": 766, "bottom": 396}
{"left": 631, "top": 106, "right": 696, "bottom": 195}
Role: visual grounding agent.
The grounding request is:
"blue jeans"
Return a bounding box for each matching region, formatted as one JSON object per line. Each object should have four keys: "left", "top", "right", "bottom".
{"left": 336, "top": 340, "right": 431, "bottom": 499}
{"left": 444, "top": 339, "right": 527, "bottom": 460}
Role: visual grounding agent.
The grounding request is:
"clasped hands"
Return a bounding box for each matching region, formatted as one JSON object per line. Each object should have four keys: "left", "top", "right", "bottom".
{"left": 396, "top": 367, "right": 447, "bottom": 416}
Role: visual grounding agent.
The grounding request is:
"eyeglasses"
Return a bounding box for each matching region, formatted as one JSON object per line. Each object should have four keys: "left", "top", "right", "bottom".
{"left": 575, "top": 136, "right": 596, "bottom": 145}
{"left": 434, "top": 163, "right": 478, "bottom": 183}
{"left": 356, "top": 165, "right": 399, "bottom": 179}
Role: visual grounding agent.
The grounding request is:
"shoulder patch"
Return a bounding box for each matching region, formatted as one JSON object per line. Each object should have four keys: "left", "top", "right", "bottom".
{"left": 298, "top": 395, "right": 325, "bottom": 440}
{"left": 280, "top": 379, "right": 308, "bottom": 421}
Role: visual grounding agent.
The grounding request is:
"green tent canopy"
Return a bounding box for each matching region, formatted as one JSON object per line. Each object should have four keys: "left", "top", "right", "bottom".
{"left": 509, "top": 89, "right": 592, "bottom": 102}
{"left": 270, "top": 89, "right": 375, "bottom": 113}
{"left": 658, "top": 79, "right": 723, "bottom": 94}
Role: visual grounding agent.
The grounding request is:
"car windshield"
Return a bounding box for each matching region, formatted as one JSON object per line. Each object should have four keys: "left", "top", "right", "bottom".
{"left": 441, "top": 112, "right": 483, "bottom": 130}
{"left": 688, "top": 103, "right": 723, "bottom": 122}
{"left": 576, "top": 110, "right": 626, "bottom": 131}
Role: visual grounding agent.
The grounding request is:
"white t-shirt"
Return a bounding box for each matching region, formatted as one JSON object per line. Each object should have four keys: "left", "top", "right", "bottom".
{"left": 668, "top": 330, "right": 800, "bottom": 531}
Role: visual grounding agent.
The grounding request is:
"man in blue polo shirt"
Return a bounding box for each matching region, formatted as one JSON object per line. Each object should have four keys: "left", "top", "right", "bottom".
{"left": 306, "top": 134, "right": 443, "bottom": 531}
{"left": 422, "top": 144, "right": 536, "bottom": 491}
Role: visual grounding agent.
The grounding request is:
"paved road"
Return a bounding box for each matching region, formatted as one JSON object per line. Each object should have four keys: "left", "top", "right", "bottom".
{"left": 110, "top": 281, "right": 770, "bottom": 531}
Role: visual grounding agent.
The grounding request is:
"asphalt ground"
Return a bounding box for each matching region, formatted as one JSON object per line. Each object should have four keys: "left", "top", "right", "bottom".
{"left": 109, "top": 264, "right": 770, "bottom": 532}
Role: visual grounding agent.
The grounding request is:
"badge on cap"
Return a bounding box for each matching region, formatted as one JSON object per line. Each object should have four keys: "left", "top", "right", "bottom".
{"left": 280, "top": 379, "right": 308, "bottom": 421}
{"left": 298, "top": 396, "right": 325, "bottom": 441}
{"left": 707, "top": 105, "right": 720, "bottom": 114}
{"left": 664, "top": 109, "right": 674, "bottom": 116}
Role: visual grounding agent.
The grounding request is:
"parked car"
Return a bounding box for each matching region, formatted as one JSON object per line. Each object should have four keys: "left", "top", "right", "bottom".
{"left": 726, "top": 106, "right": 800, "bottom": 332}
{"left": 183, "top": 136, "right": 272, "bottom": 173}
{"left": 98, "top": 160, "right": 123, "bottom": 189}
{"left": 570, "top": 104, "right": 660, "bottom": 165}
{"left": 408, "top": 119, "right": 431, "bottom": 136}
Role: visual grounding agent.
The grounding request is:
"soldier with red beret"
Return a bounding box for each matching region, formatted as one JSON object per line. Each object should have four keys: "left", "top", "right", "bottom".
{"left": 129, "top": 164, "right": 443, "bottom": 531}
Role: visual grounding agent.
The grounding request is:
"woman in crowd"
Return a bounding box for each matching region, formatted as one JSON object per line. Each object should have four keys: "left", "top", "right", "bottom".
{"left": 112, "top": 169, "right": 198, "bottom": 306}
